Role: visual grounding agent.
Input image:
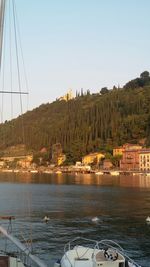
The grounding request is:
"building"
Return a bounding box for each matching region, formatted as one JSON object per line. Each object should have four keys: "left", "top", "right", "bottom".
{"left": 17, "top": 155, "right": 33, "bottom": 168}
{"left": 123, "top": 143, "right": 142, "bottom": 150}
{"left": 103, "top": 159, "right": 113, "bottom": 169}
{"left": 1, "top": 154, "right": 33, "bottom": 168}
{"left": 82, "top": 152, "right": 104, "bottom": 165}
{"left": 51, "top": 143, "right": 66, "bottom": 166}
{"left": 113, "top": 143, "right": 142, "bottom": 157}
{"left": 139, "top": 149, "right": 150, "bottom": 172}
{"left": 0, "top": 160, "right": 5, "bottom": 168}
{"left": 57, "top": 154, "right": 66, "bottom": 166}
{"left": 120, "top": 144, "right": 142, "bottom": 171}
{"left": 113, "top": 147, "right": 124, "bottom": 156}
{"left": 58, "top": 89, "right": 74, "bottom": 101}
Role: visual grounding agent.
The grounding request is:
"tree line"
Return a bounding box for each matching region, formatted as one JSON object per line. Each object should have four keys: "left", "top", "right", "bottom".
{"left": 0, "top": 71, "right": 150, "bottom": 163}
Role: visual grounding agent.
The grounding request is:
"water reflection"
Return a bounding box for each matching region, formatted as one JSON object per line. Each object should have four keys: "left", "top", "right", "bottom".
{"left": 0, "top": 172, "right": 150, "bottom": 188}
{"left": 0, "top": 172, "right": 150, "bottom": 266}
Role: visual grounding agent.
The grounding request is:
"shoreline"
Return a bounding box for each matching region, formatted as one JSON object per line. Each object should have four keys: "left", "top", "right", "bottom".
{"left": 0, "top": 167, "right": 150, "bottom": 176}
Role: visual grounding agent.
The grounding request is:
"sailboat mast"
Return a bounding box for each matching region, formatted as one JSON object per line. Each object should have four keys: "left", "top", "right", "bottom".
{"left": 0, "top": 0, "right": 6, "bottom": 72}
{"left": 0, "top": 0, "right": 28, "bottom": 95}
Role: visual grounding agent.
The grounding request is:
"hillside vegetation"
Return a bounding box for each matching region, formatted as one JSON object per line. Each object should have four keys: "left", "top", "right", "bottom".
{"left": 0, "top": 71, "right": 150, "bottom": 162}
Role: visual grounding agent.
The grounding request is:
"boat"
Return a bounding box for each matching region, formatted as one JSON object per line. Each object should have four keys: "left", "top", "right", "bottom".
{"left": 55, "top": 170, "right": 62, "bottom": 174}
{"left": 55, "top": 237, "right": 141, "bottom": 267}
{"left": 0, "top": 217, "right": 47, "bottom": 267}
{"left": 95, "top": 171, "right": 103, "bottom": 175}
{"left": 110, "top": 171, "right": 120, "bottom": 176}
{"left": 146, "top": 216, "right": 150, "bottom": 222}
{"left": 30, "top": 170, "right": 38, "bottom": 173}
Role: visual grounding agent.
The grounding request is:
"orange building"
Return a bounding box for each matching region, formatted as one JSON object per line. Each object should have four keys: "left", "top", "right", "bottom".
{"left": 119, "top": 144, "right": 142, "bottom": 171}
{"left": 113, "top": 143, "right": 142, "bottom": 157}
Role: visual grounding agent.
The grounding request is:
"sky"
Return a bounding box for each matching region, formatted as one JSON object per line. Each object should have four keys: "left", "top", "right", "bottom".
{"left": 1, "top": 0, "right": 150, "bottom": 120}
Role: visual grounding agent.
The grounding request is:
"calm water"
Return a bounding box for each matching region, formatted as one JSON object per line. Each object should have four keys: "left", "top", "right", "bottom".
{"left": 0, "top": 172, "right": 150, "bottom": 267}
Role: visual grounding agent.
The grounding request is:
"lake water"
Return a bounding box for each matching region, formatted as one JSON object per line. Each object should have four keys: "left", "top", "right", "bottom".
{"left": 0, "top": 172, "right": 150, "bottom": 267}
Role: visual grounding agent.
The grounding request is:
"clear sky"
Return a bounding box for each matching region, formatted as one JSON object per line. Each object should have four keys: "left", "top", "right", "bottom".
{"left": 1, "top": 0, "right": 150, "bottom": 120}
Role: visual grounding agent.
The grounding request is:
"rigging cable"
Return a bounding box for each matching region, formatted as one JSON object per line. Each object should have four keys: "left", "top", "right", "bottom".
{"left": 0, "top": 0, "right": 6, "bottom": 123}
{"left": 15, "top": 3, "right": 29, "bottom": 111}
{"left": 9, "top": 0, "right": 13, "bottom": 119}
{"left": 12, "top": 0, "right": 25, "bottom": 143}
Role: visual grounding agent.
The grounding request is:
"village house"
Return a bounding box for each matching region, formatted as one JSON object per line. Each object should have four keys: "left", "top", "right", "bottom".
{"left": 1, "top": 155, "right": 33, "bottom": 169}
{"left": 113, "top": 143, "right": 142, "bottom": 157}
{"left": 0, "top": 160, "right": 5, "bottom": 168}
{"left": 82, "top": 152, "right": 104, "bottom": 165}
{"left": 51, "top": 143, "right": 66, "bottom": 166}
{"left": 103, "top": 159, "right": 113, "bottom": 169}
{"left": 57, "top": 154, "right": 66, "bottom": 166}
{"left": 120, "top": 144, "right": 142, "bottom": 171}
{"left": 17, "top": 155, "right": 33, "bottom": 168}
{"left": 113, "top": 147, "right": 124, "bottom": 156}
{"left": 139, "top": 149, "right": 150, "bottom": 172}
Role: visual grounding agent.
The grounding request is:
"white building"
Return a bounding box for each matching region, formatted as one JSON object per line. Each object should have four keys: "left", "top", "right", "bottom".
{"left": 139, "top": 149, "right": 150, "bottom": 171}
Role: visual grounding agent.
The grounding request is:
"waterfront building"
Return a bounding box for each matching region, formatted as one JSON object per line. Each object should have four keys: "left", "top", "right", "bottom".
{"left": 17, "top": 155, "right": 33, "bottom": 168}
{"left": 57, "top": 154, "right": 66, "bottom": 166}
{"left": 139, "top": 149, "right": 150, "bottom": 171}
{"left": 113, "top": 143, "right": 142, "bottom": 157}
{"left": 1, "top": 154, "right": 33, "bottom": 168}
{"left": 120, "top": 144, "right": 142, "bottom": 171}
{"left": 82, "top": 152, "right": 104, "bottom": 165}
{"left": 51, "top": 143, "right": 66, "bottom": 166}
{"left": 113, "top": 147, "right": 124, "bottom": 156}
{"left": 103, "top": 159, "right": 113, "bottom": 169}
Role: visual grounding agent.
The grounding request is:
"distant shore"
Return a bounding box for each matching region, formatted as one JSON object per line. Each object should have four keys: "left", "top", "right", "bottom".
{"left": 0, "top": 167, "right": 150, "bottom": 176}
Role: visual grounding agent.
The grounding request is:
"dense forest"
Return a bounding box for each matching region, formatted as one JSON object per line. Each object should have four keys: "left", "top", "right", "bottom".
{"left": 0, "top": 71, "right": 150, "bottom": 163}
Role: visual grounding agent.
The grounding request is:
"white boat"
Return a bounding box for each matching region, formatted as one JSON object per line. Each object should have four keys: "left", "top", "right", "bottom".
{"left": 30, "top": 170, "right": 38, "bottom": 173}
{"left": 146, "top": 216, "right": 150, "bottom": 222}
{"left": 110, "top": 171, "right": 120, "bottom": 176}
{"left": 55, "top": 237, "right": 141, "bottom": 267}
{"left": 95, "top": 171, "right": 103, "bottom": 175}
{"left": 55, "top": 170, "right": 62, "bottom": 174}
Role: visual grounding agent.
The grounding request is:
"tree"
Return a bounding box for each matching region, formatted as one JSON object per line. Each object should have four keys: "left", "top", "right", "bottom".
{"left": 100, "top": 87, "right": 109, "bottom": 95}
{"left": 140, "top": 71, "right": 149, "bottom": 79}
{"left": 111, "top": 155, "right": 122, "bottom": 167}
{"left": 86, "top": 89, "right": 90, "bottom": 95}
{"left": 113, "top": 85, "right": 117, "bottom": 90}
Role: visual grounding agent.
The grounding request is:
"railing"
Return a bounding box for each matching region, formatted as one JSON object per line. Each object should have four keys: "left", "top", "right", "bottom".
{"left": 0, "top": 226, "right": 48, "bottom": 267}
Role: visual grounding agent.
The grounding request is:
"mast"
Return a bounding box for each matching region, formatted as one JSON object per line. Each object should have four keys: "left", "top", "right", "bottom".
{"left": 0, "top": 0, "right": 28, "bottom": 95}
{"left": 0, "top": 0, "right": 5, "bottom": 72}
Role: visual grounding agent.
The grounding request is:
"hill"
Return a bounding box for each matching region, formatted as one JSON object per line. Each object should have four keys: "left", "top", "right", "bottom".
{"left": 0, "top": 71, "right": 150, "bottom": 163}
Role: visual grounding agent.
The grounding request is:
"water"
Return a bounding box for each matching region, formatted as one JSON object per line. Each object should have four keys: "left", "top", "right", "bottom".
{"left": 0, "top": 172, "right": 150, "bottom": 266}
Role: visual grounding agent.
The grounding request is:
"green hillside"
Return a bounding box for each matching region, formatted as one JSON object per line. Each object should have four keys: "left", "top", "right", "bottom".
{"left": 0, "top": 71, "right": 150, "bottom": 162}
